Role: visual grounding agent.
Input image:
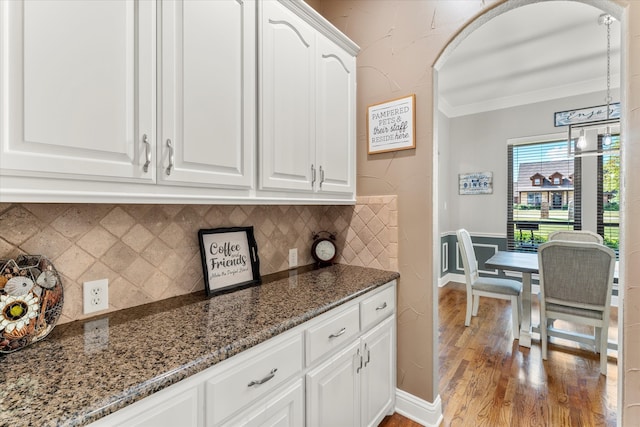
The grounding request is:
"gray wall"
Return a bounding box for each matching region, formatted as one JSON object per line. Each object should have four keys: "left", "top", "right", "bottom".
{"left": 440, "top": 89, "right": 619, "bottom": 236}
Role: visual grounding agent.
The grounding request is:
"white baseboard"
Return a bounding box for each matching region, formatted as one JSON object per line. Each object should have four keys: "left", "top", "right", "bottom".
{"left": 395, "top": 389, "right": 443, "bottom": 427}
{"left": 439, "top": 273, "right": 464, "bottom": 287}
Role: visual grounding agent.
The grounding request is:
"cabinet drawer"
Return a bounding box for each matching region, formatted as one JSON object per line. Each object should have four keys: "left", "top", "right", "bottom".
{"left": 306, "top": 304, "right": 360, "bottom": 366}
{"left": 360, "top": 284, "right": 395, "bottom": 331}
{"left": 206, "top": 333, "right": 303, "bottom": 425}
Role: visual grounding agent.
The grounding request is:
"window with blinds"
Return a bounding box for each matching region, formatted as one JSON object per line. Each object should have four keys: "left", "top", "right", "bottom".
{"left": 597, "top": 134, "right": 620, "bottom": 254}
{"left": 507, "top": 139, "right": 581, "bottom": 252}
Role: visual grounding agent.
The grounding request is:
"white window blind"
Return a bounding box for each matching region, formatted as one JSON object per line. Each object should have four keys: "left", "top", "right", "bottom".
{"left": 507, "top": 139, "right": 581, "bottom": 252}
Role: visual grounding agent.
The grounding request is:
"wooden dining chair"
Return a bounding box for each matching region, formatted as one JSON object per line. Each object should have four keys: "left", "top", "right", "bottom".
{"left": 537, "top": 240, "right": 616, "bottom": 375}
{"left": 456, "top": 229, "right": 522, "bottom": 339}
{"left": 548, "top": 230, "right": 603, "bottom": 244}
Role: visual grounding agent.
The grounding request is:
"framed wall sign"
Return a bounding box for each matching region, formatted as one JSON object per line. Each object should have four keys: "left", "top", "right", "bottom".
{"left": 554, "top": 102, "right": 620, "bottom": 127}
{"left": 198, "top": 226, "right": 261, "bottom": 296}
{"left": 367, "top": 94, "right": 416, "bottom": 154}
{"left": 459, "top": 171, "right": 493, "bottom": 195}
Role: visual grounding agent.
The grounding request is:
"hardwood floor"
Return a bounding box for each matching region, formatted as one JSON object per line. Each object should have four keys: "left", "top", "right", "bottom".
{"left": 379, "top": 413, "right": 424, "bottom": 427}
{"left": 380, "top": 282, "right": 617, "bottom": 427}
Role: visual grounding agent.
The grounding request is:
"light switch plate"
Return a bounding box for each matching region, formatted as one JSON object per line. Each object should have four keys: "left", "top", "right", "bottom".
{"left": 289, "top": 248, "right": 298, "bottom": 268}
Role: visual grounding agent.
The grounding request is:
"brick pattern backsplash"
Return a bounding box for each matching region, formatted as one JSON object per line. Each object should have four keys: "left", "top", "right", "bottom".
{"left": 0, "top": 196, "right": 397, "bottom": 324}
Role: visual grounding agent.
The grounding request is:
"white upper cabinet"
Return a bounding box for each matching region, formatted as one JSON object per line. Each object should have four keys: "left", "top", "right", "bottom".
{"left": 159, "top": 0, "right": 254, "bottom": 189}
{"left": 315, "top": 33, "right": 356, "bottom": 195}
{"left": 0, "top": 0, "right": 156, "bottom": 183}
{"left": 259, "top": 0, "right": 357, "bottom": 199}
{"left": 0, "top": 0, "right": 357, "bottom": 204}
{"left": 259, "top": 0, "right": 316, "bottom": 192}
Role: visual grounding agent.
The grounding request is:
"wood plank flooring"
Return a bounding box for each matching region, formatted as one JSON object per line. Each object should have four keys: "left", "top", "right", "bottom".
{"left": 379, "top": 282, "right": 617, "bottom": 427}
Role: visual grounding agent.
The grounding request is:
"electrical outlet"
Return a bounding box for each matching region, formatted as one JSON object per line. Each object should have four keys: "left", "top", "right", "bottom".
{"left": 289, "top": 248, "right": 298, "bottom": 269}
{"left": 83, "top": 279, "right": 109, "bottom": 315}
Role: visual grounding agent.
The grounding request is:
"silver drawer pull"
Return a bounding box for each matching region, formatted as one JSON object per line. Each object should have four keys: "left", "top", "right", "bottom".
{"left": 375, "top": 302, "right": 388, "bottom": 311}
{"left": 247, "top": 368, "right": 277, "bottom": 387}
{"left": 329, "top": 327, "right": 346, "bottom": 339}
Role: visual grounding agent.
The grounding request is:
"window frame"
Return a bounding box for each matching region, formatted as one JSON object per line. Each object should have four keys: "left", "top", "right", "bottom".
{"left": 507, "top": 133, "right": 582, "bottom": 252}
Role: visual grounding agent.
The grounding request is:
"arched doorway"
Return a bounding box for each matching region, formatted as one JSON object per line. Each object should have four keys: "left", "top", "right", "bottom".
{"left": 432, "top": 0, "right": 625, "bottom": 424}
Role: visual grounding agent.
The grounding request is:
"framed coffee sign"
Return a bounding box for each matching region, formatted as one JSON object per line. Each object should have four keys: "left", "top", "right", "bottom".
{"left": 198, "top": 226, "right": 261, "bottom": 296}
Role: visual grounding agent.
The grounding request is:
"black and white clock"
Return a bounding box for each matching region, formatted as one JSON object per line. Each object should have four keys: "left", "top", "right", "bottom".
{"left": 311, "top": 231, "right": 337, "bottom": 265}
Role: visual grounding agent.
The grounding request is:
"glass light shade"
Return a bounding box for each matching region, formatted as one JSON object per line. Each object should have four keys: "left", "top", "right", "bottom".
{"left": 576, "top": 129, "right": 587, "bottom": 150}
{"left": 603, "top": 126, "right": 612, "bottom": 146}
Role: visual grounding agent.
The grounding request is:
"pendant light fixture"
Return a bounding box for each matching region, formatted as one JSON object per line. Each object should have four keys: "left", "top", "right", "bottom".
{"left": 600, "top": 13, "right": 614, "bottom": 147}
{"left": 567, "top": 13, "right": 619, "bottom": 157}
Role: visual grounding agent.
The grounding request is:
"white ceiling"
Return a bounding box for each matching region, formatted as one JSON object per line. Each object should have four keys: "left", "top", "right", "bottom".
{"left": 437, "top": 1, "right": 621, "bottom": 118}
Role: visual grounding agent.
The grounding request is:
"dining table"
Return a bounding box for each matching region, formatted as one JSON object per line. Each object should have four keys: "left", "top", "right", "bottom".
{"left": 484, "top": 251, "right": 539, "bottom": 347}
{"left": 485, "top": 250, "right": 618, "bottom": 350}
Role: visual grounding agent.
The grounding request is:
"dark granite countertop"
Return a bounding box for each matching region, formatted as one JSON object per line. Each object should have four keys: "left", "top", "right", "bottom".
{"left": 0, "top": 264, "right": 399, "bottom": 427}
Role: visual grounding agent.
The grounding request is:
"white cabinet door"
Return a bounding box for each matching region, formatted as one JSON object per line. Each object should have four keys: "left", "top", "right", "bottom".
{"left": 259, "top": 0, "right": 315, "bottom": 192}
{"left": 315, "top": 33, "right": 356, "bottom": 195}
{"left": 360, "top": 316, "right": 395, "bottom": 427}
{"left": 220, "top": 379, "right": 304, "bottom": 427}
{"left": 0, "top": 0, "right": 156, "bottom": 182}
{"left": 160, "top": 0, "right": 254, "bottom": 189}
{"left": 306, "top": 340, "right": 361, "bottom": 427}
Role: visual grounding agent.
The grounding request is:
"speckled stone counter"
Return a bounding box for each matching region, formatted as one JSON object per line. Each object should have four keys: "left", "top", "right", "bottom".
{"left": 0, "top": 264, "right": 399, "bottom": 427}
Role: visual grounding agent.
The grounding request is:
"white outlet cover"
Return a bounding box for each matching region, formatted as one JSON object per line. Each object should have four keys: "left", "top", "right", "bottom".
{"left": 83, "top": 279, "right": 109, "bottom": 314}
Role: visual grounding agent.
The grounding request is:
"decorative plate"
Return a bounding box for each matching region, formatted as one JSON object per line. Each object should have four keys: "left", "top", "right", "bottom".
{"left": 0, "top": 255, "right": 64, "bottom": 353}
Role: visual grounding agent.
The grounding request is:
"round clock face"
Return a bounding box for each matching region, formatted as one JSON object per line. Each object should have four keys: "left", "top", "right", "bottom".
{"left": 313, "top": 239, "right": 336, "bottom": 262}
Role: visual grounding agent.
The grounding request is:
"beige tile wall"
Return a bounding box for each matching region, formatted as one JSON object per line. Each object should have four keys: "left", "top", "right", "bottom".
{"left": 0, "top": 196, "right": 397, "bottom": 324}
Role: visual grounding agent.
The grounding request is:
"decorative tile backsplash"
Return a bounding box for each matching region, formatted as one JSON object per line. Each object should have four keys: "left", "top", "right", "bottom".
{"left": 0, "top": 196, "right": 397, "bottom": 324}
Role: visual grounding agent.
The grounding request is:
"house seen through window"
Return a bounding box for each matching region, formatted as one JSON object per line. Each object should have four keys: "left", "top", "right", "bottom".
{"left": 507, "top": 136, "right": 620, "bottom": 254}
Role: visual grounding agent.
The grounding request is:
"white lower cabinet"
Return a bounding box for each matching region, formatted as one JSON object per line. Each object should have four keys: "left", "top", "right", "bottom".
{"left": 88, "top": 281, "right": 396, "bottom": 427}
{"left": 306, "top": 340, "right": 362, "bottom": 427}
{"left": 306, "top": 316, "right": 395, "bottom": 427}
{"left": 360, "top": 317, "right": 395, "bottom": 427}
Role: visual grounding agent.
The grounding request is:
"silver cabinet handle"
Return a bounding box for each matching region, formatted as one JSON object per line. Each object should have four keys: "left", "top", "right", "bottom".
{"left": 329, "top": 327, "right": 346, "bottom": 339}
{"left": 142, "top": 134, "right": 151, "bottom": 172}
{"left": 319, "top": 165, "right": 325, "bottom": 188}
{"left": 365, "top": 344, "right": 371, "bottom": 367}
{"left": 247, "top": 368, "right": 277, "bottom": 387}
{"left": 375, "top": 302, "right": 388, "bottom": 311}
{"left": 166, "top": 139, "right": 174, "bottom": 176}
{"left": 311, "top": 164, "right": 316, "bottom": 187}
{"left": 356, "top": 349, "right": 363, "bottom": 374}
